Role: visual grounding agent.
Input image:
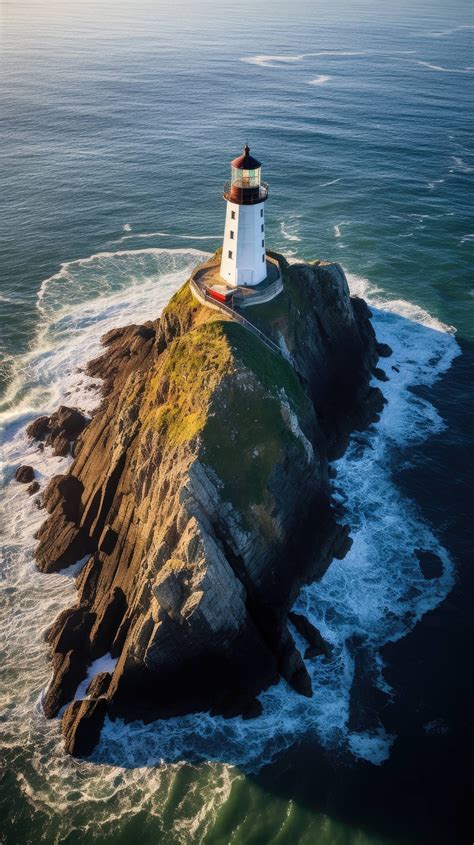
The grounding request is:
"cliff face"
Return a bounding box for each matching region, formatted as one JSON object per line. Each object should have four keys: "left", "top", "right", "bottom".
{"left": 33, "top": 253, "right": 385, "bottom": 755}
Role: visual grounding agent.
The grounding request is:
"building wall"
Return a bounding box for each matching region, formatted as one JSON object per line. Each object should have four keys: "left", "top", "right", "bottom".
{"left": 220, "top": 200, "right": 266, "bottom": 286}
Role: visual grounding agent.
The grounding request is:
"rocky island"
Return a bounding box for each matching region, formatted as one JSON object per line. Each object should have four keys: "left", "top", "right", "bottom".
{"left": 28, "top": 250, "right": 388, "bottom": 756}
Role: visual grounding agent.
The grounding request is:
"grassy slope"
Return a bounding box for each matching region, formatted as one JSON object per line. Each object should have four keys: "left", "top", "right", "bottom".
{"left": 140, "top": 275, "right": 312, "bottom": 514}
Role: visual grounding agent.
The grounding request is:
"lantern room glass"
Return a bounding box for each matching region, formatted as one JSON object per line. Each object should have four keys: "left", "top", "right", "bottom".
{"left": 231, "top": 166, "right": 261, "bottom": 188}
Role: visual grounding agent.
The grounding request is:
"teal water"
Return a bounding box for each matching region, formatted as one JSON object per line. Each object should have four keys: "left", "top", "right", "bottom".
{"left": 0, "top": 2, "right": 473, "bottom": 843}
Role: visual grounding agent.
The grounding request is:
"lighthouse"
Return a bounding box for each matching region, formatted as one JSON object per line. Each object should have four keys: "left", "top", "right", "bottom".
{"left": 220, "top": 145, "right": 268, "bottom": 287}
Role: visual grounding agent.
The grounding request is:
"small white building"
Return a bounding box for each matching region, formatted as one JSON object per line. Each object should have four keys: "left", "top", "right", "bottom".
{"left": 220, "top": 145, "right": 269, "bottom": 287}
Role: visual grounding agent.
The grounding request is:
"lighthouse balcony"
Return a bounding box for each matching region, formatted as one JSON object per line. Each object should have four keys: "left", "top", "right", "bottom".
{"left": 190, "top": 255, "right": 282, "bottom": 312}
{"left": 223, "top": 181, "right": 269, "bottom": 205}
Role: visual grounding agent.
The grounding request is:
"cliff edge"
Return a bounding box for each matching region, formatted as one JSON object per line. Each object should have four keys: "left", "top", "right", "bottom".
{"left": 31, "top": 251, "right": 387, "bottom": 755}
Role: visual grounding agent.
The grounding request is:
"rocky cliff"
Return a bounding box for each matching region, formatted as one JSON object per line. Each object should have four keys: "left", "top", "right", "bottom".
{"left": 30, "top": 251, "right": 387, "bottom": 755}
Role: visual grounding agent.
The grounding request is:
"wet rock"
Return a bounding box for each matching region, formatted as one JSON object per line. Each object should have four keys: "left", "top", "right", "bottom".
{"left": 26, "top": 416, "right": 50, "bottom": 441}
{"left": 374, "top": 366, "right": 389, "bottom": 382}
{"left": 242, "top": 698, "right": 263, "bottom": 720}
{"left": 376, "top": 342, "right": 392, "bottom": 358}
{"left": 86, "top": 672, "right": 112, "bottom": 698}
{"left": 15, "top": 465, "right": 35, "bottom": 483}
{"left": 62, "top": 697, "right": 107, "bottom": 757}
{"left": 42, "top": 650, "right": 87, "bottom": 719}
{"left": 26, "top": 406, "right": 88, "bottom": 455}
{"left": 279, "top": 631, "right": 313, "bottom": 697}
{"left": 288, "top": 611, "right": 331, "bottom": 659}
{"left": 27, "top": 480, "right": 40, "bottom": 495}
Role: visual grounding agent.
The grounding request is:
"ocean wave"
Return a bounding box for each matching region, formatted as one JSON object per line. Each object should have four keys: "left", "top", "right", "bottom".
{"left": 427, "top": 178, "right": 445, "bottom": 190}
{"left": 241, "top": 54, "right": 306, "bottom": 67}
{"left": 0, "top": 247, "right": 209, "bottom": 420}
{"left": 417, "top": 60, "right": 474, "bottom": 74}
{"left": 112, "top": 230, "right": 221, "bottom": 244}
{"left": 450, "top": 156, "right": 474, "bottom": 173}
{"left": 307, "top": 75, "right": 331, "bottom": 86}
{"left": 279, "top": 218, "right": 302, "bottom": 242}
{"left": 0, "top": 251, "right": 460, "bottom": 831}
{"left": 319, "top": 177, "right": 342, "bottom": 188}
{"left": 242, "top": 49, "right": 416, "bottom": 67}
{"left": 419, "top": 24, "right": 474, "bottom": 38}
{"left": 334, "top": 220, "right": 351, "bottom": 239}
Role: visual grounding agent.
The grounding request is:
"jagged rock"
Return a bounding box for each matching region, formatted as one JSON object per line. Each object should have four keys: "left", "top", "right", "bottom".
{"left": 288, "top": 611, "right": 331, "bottom": 659}
{"left": 26, "top": 416, "right": 50, "bottom": 440}
{"left": 42, "top": 650, "right": 87, "bottom": 718}
{"left": 35, "top": 513, "right": 89, "bottom": 573}
{"left": 33, "top": 252, "right": 384, "bottom": 755}
{"left": 42, "top": 474, "right": 83, "bottom": 519}
{"left": 86, "top": 672, "right": 112, "bottom": 698}
{"left": 27, "top": 480, "right": 40, "bottom": 495}
{"left": 15, "top": 465, "right": 35, "bottom": 483}
{"left": 26, "top": 406, "right": 88, "bottom": 455}
{"left": 62, "top": 697, "right": 107, "bottom": 757}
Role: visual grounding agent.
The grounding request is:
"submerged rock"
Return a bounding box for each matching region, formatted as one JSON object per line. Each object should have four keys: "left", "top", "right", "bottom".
{"left": 32, "top": 251, "right": 385, "bottom": 755}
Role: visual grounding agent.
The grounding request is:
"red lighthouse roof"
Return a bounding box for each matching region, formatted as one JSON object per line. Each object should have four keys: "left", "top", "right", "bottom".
{"left": 231, "top": 144, "right": 261, "bottom": 170}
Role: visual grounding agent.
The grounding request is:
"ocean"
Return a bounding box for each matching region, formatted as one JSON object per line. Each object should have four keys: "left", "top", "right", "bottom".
{"left": 0, "top": 1, "right": 473, "bottom": 843}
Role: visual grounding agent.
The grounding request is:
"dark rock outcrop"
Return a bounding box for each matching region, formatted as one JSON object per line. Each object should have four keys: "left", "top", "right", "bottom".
{"left": 33, "top": 253, "right": 386, "bottom": 755}
{"left": 62, "top": 698, "right": 107, "bottom": 757}
{"left": 288, "top": 611, "right": 331, "bottom": 659}
{"left": 15, "top": 465, "right": 35, "bottom": 483}
{"left": 27, "top": 406, "right": 88, "bottom": 456}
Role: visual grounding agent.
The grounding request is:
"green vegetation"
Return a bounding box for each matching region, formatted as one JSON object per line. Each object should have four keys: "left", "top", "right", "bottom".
{"left": 200, "top": 321, "right": 311, "bottom": 513}
{"left": 202, "top": 385, "right": 291, "bottom": 512}
{"left": 141, "top": 258, "right": 313, "bottom": 513}
{"left": 142, "top": 321, "right": 235, "bottom": 445}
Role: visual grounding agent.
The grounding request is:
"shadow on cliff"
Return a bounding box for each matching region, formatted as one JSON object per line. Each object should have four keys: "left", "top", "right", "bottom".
{"left": 248, "top": 336, "right": 474, "bottom": 845}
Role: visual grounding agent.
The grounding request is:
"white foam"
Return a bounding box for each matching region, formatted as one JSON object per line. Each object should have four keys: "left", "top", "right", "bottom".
{"left": 113, "top": 230, "right": 221, "bottom": 244}
{"left": 334, "top": 220, "right": 351, "bottom": 239}
{"left": 122, "top": 223, "right": 132, "bottom": 232}
{"left": 74, "top": 654, "right": 118, "bottom": 702}
{"left": 307, "top": 75, "right": 331, "bottom": 86}
{"left": 241, "top": 54, "right": 306, "bottom": 67}
{"left": 319, "top": 177, "right": 342, "bottom": 188}
{"left": 451, "top": 156, "right": 474, "bottom": 173}
{"left": 417, "top": 60, "right": 474, "bottom": 74}
{"left": 279, "top": 218, "right": 302, "bottom": 242}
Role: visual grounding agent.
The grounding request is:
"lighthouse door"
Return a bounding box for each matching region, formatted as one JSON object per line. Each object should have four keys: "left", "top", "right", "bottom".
{"left": 240, "top": 269, "right": 253, "bottom": 284}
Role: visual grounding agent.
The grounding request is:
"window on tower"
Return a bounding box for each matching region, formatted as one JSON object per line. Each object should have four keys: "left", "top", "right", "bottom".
{"left": 231, "top": 210, "right": 236, "bottom": 220}
{"left": 261, "top": 224, "right": 264, "bottom": 232}
{"left": 262, "top": 254, "right": 265, "bottom": 262}
{"left": 230, "top": 231, "right": 234, "bottom": 239}
{"left": 228, "top": 250, "right": 233, "bottom": 259}
{"left": 260, "top": 209, "right": 263, "bottom": 218}
{"left": 261, "top": 239, "right": 264, "bottom": 248}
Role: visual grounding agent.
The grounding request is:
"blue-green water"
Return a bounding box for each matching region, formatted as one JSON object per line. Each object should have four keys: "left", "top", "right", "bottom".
{"left": 0, "top": 2, "right": 472, "bottom": 843}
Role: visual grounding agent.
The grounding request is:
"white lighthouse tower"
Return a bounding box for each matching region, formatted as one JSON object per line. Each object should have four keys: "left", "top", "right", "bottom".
{"left": 220, "top": 145, "right": 268, "bottom": 287}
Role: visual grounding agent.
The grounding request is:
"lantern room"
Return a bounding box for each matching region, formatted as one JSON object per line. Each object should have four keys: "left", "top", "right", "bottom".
{"left": 225, "top": 145, "right": 268, "bottom": 204}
